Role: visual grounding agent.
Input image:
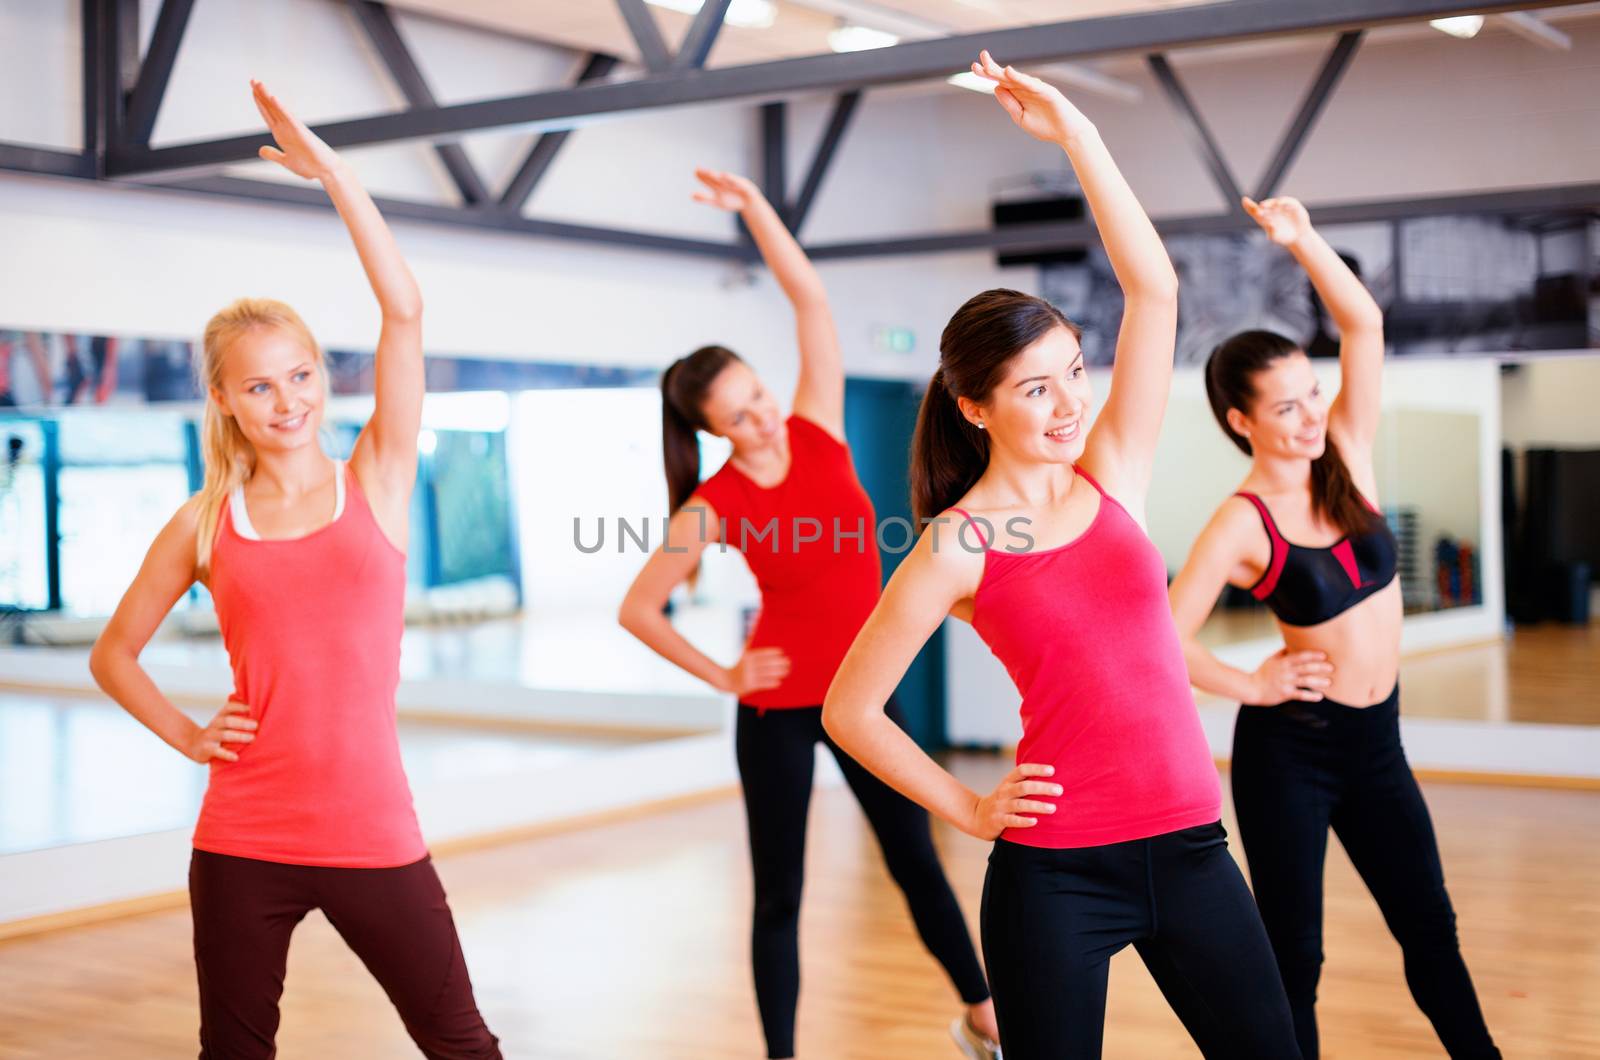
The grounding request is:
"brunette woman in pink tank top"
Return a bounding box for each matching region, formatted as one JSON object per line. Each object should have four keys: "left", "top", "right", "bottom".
{"left": 89, "top": 83, "right": 499, "bottom": 1059}
{"left": 824, "top": 54, "right": 1299, "bottom": 1059}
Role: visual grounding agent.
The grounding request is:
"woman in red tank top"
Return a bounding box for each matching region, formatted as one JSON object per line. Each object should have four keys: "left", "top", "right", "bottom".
{"left": 618, "top": 169, "right": 997, "bottom": 1059}
{"left": 823, "top": 54, "right": 1300, "bottom": 1059}
{"left": 89, "top": 83, "right": 499, "bottom": 1058}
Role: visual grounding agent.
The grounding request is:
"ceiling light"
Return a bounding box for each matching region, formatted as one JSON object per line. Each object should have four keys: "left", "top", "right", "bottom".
{"left": 829, "top": 24, "right": 899, "bottom": 52}
{"left": 1429, "top": 15, "right": 1485, "bottom": 39}
{"left": 646, "top": 0, "right": 777, "bottom": 30}
{"left": 947, "top": 71, "right": 997, "bottom": 94}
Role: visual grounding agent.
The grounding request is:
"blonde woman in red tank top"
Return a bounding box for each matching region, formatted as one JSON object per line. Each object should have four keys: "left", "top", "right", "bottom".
{"left": 89, "top": 83, "right": 499, "bottom": 1059}
{"left": 824, "top": 54, "right": 1299, "bottom": 1058}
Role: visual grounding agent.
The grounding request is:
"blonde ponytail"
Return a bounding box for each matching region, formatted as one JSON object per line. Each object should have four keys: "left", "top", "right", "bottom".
{"left": 193, "top": 298, "right": 323, "bottom": 575}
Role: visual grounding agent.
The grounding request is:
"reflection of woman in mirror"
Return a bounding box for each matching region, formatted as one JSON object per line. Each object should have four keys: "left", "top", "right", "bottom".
{"left": 1168, "top": 196, "right": 1499, "bottom": 1059}
{"left": 62, "top": 334, "right": 119, "bottom": 404}
{"left": 88, "top": 81, "right": 501, "bottom": 1057}
{"left": 0, "top": 331, "right": 53, "bottom": 408}
{"left": 617, "top": 166, "right": 996, "bottom": 1060}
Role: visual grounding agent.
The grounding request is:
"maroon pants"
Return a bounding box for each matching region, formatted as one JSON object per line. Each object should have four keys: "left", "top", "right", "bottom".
{"left": 189, "top": 850, "right": 501, "bottom": 1059}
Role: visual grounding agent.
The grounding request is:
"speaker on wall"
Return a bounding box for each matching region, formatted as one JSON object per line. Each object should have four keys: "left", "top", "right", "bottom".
{"left": 992, "top": 195, "right": 1088, "bottom": 268}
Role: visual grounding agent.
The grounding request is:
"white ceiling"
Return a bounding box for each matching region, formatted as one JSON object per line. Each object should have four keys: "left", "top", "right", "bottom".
{"left": 385, "top": 0, "right": 1217, "bottom": 69}
{"left": 384, "top": 1, "right": 1600, "bottom": 89}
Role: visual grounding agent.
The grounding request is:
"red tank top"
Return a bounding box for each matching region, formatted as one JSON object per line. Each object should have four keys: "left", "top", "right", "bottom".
{"left": 692, "top": 414, "right": 881, "bottom": 708}
{"left": 195, "top": 463, "right": 426, "bottom": 867}
{"left": 953, "top": 467, "right": 1220, "bottom": 848}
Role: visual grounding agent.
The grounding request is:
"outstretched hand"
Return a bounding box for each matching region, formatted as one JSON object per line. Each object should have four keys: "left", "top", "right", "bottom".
{"left": 252, "top": 80, "right": 342, "bottom": 181}
{"left": 1242, "top": 195, "right": 1312, "bottom": 247}
{"left": 692, "top": 168, "right": 761, "bottom": 213}
{"left": 972, "top": 50, "right": 1094, "bottom": 146}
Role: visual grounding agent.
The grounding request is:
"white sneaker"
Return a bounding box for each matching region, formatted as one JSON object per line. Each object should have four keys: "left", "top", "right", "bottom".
{"left": 950, "top": 1014, "right": 1002, "bottom": 1060}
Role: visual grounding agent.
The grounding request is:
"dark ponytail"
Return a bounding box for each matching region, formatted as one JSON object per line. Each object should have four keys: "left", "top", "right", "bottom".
{"left": 661, "top": 344, "right": 740, "bottom": 514}
{"left": 912, "top": 289, "right": 1079, "bottom": 523}
{"left": 1205, "top": 329, "right": 1373, "bottom": 537}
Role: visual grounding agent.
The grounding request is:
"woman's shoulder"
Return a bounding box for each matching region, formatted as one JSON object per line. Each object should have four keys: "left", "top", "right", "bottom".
{"left": 788, "top": 411, "right": 848, "bottom": 450}
{"left": 169, "top": 493, "right": 208, "bottom": 538}
{"left": 689, "top": 460, "right": 742, "bottom": 513}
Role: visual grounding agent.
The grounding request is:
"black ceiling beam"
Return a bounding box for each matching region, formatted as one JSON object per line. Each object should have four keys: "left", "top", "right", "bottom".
{"left": 761, "top": 102, "right": 787, "bottom": 218}
{"left": 1253, "top": 31, "right": 1364, "bottom": 201}
{"left": 82, "top": 1, "right": 114, "bottom": 174}
{"left": 85, "top": 0, "right": 141, "bottom": 173}
{"left": 803, "top": 182, "right": 1600, "bottom": 260}
{"left": 788, "top": 90, "right": 861, "bottom": 237}
{"left": 123, "top": 0, "right": 195, "bottom": 146}
{"left": 81, "top": 0, "right": 105, "bottom": 169}
{"left": 1147, "top": 53, "right": 1245, "bottom": 214}
{"left": 616, "top": 0, "right": 672, "bottom": 74}
{"left": 114, "top": 0, "right": 140, "bottom": 96}
{"left": 499, "top": 53, "right": 619, "bottom": 212}
{"left": 160, "top": 174, "right": 753, "bottom": 260}
{"left": 671, "top": 0, "right": 733, "bottom": 72}
{"left": 0, "top": 142, "right": 96, "bottom": 179}
{"left": 106, "top": 0, "right": 1577, "bottom": 179}
{"left": 349, "top": 0, "right": 490, "bottom": 206}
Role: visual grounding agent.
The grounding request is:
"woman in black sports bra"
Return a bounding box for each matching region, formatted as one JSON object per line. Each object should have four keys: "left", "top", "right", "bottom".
{"left": 1168, "top": 196, "right": 1500, "bottom": 1060}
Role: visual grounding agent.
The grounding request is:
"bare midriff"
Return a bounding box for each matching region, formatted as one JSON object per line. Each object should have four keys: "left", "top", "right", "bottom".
{"left": 1278, "top": 578, "right": 1403, "bottom": 706}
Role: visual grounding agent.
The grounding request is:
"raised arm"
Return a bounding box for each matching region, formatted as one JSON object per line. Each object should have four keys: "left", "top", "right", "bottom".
{"left": 1168, "top": 499, "right": 1331, "bottom": 705}
{"left": 250, "top": 81, "right": 424, "bottom": 513}
{"left": 822, "top": 522, "right": 1061, "bottom": 839}
{"left": 89, "top": 501, "right": 258, "bottom": 763}
{"left": 617, "top": 500, "right": 790, "bottom": 698}
{"left": 693, "top": 169, "right": 844, "bottom": 439}
{"left": 976, "top": 52, "right": 1178, "bottom": 511}
{"left": 1246, "top": 196, "right": 1385, "bottom": 453}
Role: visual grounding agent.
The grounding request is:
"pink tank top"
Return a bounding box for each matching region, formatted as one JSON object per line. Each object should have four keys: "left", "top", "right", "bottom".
{"left": 952, "top": 467, "right": 1220, "bottom": 849}
{"left": 194, "top": 463, "right": 426, "bottom": 867}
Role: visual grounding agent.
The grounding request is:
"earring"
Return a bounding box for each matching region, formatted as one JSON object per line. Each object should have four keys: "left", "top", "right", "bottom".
{"left": 975, "top": 422, "right": 986, "bottom": 430}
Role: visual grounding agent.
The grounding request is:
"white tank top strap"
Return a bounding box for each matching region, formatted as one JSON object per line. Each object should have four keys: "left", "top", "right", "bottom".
{"left": 228, "top": 481, "right": 259, "bottom": 540}
{"left": 228, "top": 460, "right": 345, "bottom": 541}
{"left": 332, "top": 459, "right": 347, "bottom": 521}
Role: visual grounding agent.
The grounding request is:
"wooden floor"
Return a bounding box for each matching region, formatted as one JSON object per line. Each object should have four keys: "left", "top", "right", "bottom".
{"left": 1, "top": 755, "right": 1597, "bottom": 1059}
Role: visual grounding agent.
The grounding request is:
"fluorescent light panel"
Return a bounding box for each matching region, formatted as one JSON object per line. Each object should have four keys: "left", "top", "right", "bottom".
{"left": 828, "top": 24, "right": 899, "bottom": 52}
{"left": 947, "top": 71, "right": 997, "bottom": 94}
{"left": 1429, "top": 15, "right": 1485, "bottom": 38}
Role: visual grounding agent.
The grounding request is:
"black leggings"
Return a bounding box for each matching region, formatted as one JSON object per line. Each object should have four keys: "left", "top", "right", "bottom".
{"left": 735, "top": 702, "right": 989, "bottom": 1059}
{"left": 1232, "top": 687, "right": 1499, "bottom": 1060}
{"left": 981, "top": 822, "right": 1300, "bottom": 1059}
{"left": 189, "top": 850, "right": 500, "bottom": 1059}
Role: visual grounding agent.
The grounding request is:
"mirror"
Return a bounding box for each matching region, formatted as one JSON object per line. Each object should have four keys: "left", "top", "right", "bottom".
{"left": 0, "top": 329, "right": 728, "bottom": 860}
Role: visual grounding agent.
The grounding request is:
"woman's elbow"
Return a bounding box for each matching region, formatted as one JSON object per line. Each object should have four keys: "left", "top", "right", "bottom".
{"left": 820, "top": 696, "right": 851, "bottom": 746}
{"left": 384, "top": 295, "right": 423, "bottom": 327}
{"left": 1133, "top": 269, "right": 1179, "bottom": 305}
{"left": 1345, "top": 308, "right": 1384, "bottom": 339}
{"left": 87, "top": 636, "right": 119, "bottom": 691}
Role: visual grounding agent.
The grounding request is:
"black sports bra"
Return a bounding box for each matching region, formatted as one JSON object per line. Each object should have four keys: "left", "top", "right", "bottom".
{"left": 1236, "top": 492, "right": 1398, "bottom": 628}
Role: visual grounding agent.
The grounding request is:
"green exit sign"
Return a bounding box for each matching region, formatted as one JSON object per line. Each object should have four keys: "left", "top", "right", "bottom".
{"left": 872, "top": 326, "right": 915, "bottom": 354}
